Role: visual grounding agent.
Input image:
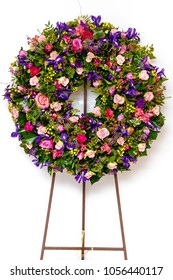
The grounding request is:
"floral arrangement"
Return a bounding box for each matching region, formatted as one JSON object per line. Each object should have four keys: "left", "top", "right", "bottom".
{"left": 4, "top": 15, "right": 166, "bottom": 184}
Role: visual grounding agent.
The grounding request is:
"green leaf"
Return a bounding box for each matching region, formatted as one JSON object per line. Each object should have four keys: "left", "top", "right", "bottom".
{"left": 21, "top": 132, "right": 37, "bottom": 144}
{"left": 149, "top": 130, "right": 158, "bottom": 140}
{"left": 90, "top": 174, "right": 102, "bottom": 185}
{"left": 93, "top": 28, "right": 105, "bottom": 40}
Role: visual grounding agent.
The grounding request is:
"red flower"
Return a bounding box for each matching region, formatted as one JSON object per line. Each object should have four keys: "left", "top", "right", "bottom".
{"left": 52, "top": 150, "right": 63, "bottom": 159}
{"left": 105, "top": 109, "right": 114, "bottom": 118}
{"left": 77, "top": 134, "right": 87, "bottom": 144}
{"left": 44, "top": 44, "right": 53, "bottom": 53}
{"left": 82, "top": 31, "right": 93, "bottom": 40}
{"left": 30, "top": 66, "right": 41, "bottom": 76}
{"left": 106, "top": 61, "right": 113, "bottom": 68}
{"left": 94, "top": 59, "right": 100, "bottom": 67}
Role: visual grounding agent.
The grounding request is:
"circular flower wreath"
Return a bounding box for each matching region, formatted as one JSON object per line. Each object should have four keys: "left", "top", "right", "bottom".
{"left": 4, "top": 15, "right": 166, "bottom": 184}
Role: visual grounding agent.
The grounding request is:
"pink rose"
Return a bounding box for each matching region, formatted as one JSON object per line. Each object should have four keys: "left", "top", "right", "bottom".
{"left": 50, "top": 51, "right": 58, "bottom": 60}
{"left": 117, "top": 114, "right": 124, "bottom": 121}
{"left": 138, "top": 143, "right": 146, "bottom": 152}
{"left": 24, "top": 122, "right": 34, "bottom": 132}
{"left": 116, "top": 54, "right": 125, "bottom": 65}
{"left": 58, "top": 76, "right": 69, "bottom": 87}
{"left": 30, "top": 76, "right": 39, "bottom": 86}
{"left": 111, "top": 28, "right": 118, "bottom": 34}
{"left": 119, "top": 45, "right": 126, "bottom": 54}
{"left": 126, "top": 73, "right": 133, "bottom": 80}
{"left": 93, "top": 106, "right": 101, "bottom": 117}
{"left": 139, "top": 70, "right": 149, "bottom": 80}
{"left": 69, "top": 116, "right": 79, "bottom": 123}
{"left": 55, "top": 141, "right": 64, "bottom": 150}
{"left": 23, "top": 106, "right": 29, "bottom": 113}
{"left": 72, "top": 38, "right": 83, "bottom": 52}
{"left": 85, "top": 150, "right": 96, "bottom": 158}
{"left": 101, "top": 143, "right": 111, "bottom": 154}
{"left": 76, "top": 68, "right": 84, "bottom": 75}
{"left": 38, "top": 35, "right": 46, "bottom": 43}
{"left": 77, "top": 152, "right": 84, "bottom": 160}
{"left": 50, "top": 102, "right": 62, "bottom": 111}
{"left": 86, "top": 52, "right": 95, "bottom": 62}
{"left": 37, "top": 126, "right": 47, "bottom": 135}
{"left": 144, "top": 91, "right": 154, "bottom": 102}
{"left": 109, "top": 87, "right": 115, "bottom": 95}
{"left": 35, "top": 93, "right": 49, "bottom": 109}
{"left": 117, "top": 137, "right": 125, "bottom": 146}
{"left": 12, "top": 107, "right": 19, "bottom": 119}
{"left": 107, "top": 162, "right": 117, "bottom": 170}
{"left": 114, "top": 94, "right": 125, "bottom": 104}
{"left": 93, "top": 80, "right": 101, "bottom": 87}
{"left": 85, "top": 171, "right": 95, "bottom": 179}
{"left": 39, "top": 139, "right": 54, "bottom": 149}
{"left": 152, "top": 105, "right": 160, "bottom": 116}
{"left": 97, "top": 128, "right": 110, "bottom": 140}
{"left": 57, "top": 125, "right": 64, "bottom": 132}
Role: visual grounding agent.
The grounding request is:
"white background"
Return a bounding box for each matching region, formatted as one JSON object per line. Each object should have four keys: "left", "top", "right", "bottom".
{"left": 0, "top": 0, "right": 173, "bottom": 279}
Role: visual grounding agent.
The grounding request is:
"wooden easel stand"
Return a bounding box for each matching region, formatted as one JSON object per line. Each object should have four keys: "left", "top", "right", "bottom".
{"left": 40, "top": 81, "right": 127, "bottom": 260}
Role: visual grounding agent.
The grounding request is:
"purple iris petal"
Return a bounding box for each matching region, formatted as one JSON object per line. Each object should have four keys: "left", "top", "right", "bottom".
{"left": 32, "top": 157, "right": 39, "bottom": 167}
{"left": 57, "top": 89, "right": 71, "bottom": 100}
{"left": 56, "top": 22, "right": 68, "bottom": 32}
{"left": 126, "top": 28, "right": 140, "bottom": 41}
{"left": 91, "top": 15, "right": 101, "bottom": 27}
{"left": 157, "top": 68, "right": 166, "bottom": 78}
{"left": 75, "top": 170, "right": 88, "bottom": 183}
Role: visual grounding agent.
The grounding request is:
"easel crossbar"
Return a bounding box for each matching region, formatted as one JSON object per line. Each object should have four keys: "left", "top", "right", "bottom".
{"left": 45, "top": 246, "right": 124, "bottom": 251}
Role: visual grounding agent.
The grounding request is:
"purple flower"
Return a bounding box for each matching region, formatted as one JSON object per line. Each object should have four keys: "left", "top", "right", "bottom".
{"left": 75, "top": 171, "right": 88, "bottom": 183}
{"left": 75, "top": 60, "right": 83, "bottom": 68}
{"left": 60, "top": 133, "right": 68, "bottom": 142}
{"left": 126, "top": 28, "right": 140, "bottom": 41}
{"left": 56, "top": 22, "right": 68, "bottom": 32}
{"left": 57, "top": 89, "right": 71, "bottom": 100}
{"left": 135, "top": 98, "right": 145, "bottom": 109}
{"left": 91, "top": 15, "right": 101, "bottom": 27}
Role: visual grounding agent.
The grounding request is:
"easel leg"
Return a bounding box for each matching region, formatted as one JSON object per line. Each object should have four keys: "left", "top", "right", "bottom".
{"left": 81, "top": 181, "right": 86, "bottom": 260}
{"left": 40, "top": 172, "right": 56, "bottom": 260}
{"left": 114, "top": 174, "right": 128, "bottom": 260}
